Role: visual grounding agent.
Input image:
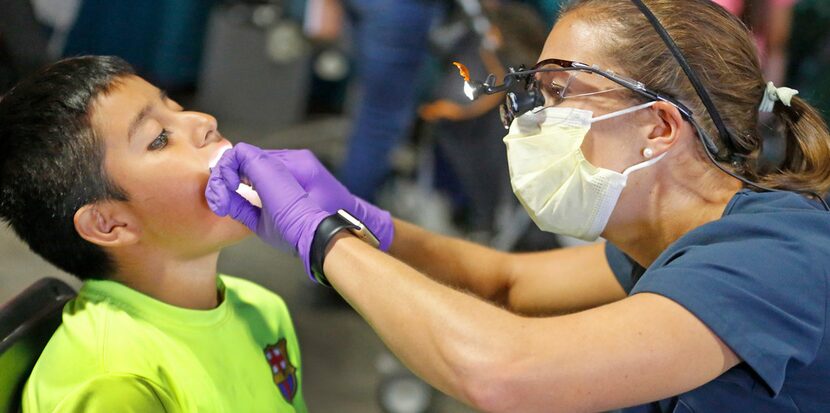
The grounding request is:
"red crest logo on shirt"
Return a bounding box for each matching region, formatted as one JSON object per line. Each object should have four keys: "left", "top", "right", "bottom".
{"left": 264, "top": 338, "right": 298, "bottom": 403}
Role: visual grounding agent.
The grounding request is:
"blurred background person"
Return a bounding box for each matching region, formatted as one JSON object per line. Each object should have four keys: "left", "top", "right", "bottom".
{"left": 305, "top": 0, "right": 443, "bottom": 204}
{"left": 334, "top": 0, "right": 442, "bottom": 203}
{"left": 418, "top": 1, "right": 548, "bottom": 243}
{"left": 0, "top": 0, "right": 51, "bottom": 93}
{"left": 712, "top": 0, "right": 797, "bottom": 85}
{"left": 788, "top": 0, "right": 830, "bottom": 117}
{"left": 62, "top": 0, "right": 214, "bottom": 93}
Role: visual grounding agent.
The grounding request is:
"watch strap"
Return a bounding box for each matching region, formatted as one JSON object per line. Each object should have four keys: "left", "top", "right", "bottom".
{"left": 309, "top": 213, "right": 359, "bottom": 286}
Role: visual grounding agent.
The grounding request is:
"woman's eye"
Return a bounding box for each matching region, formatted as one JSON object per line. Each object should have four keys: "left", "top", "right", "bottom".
{"left": 147, "top": 130, "right": 170, "bottom": 151}
{"left": 544, "top": 81, "right": 566, "bottom": 97}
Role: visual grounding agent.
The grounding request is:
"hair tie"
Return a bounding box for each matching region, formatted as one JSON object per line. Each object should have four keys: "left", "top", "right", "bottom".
{"left": 759, "top": 81, "right": 799, "bottom": 113}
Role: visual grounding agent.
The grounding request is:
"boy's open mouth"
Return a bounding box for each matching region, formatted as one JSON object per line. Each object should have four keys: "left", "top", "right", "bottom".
{"left": 207, "top": 143, "right": 262, "bottom": 208}
{"left": 209, "top": 143, "right": 234, "bottom": 170}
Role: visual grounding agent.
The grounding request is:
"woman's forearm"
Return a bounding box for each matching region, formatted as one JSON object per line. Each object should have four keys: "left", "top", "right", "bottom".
{"left": 388, "top": 219, "right": 514, "bottom": 303}
{"left": 388, "top": 220, "right": 625, "bottom": 316}
{"left": 324, "top": 234, "right": 523, "bottom": 408}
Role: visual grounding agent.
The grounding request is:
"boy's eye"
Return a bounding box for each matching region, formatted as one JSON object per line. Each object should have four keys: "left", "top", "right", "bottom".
{"left": 148, "top": 130, "right": 170, "bottom": 151}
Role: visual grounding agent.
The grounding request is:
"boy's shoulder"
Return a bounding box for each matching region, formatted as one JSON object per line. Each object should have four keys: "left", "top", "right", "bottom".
{"left": 24, "top": 276, "right": 303, "bottom": 412}
{"left": 22, "top": 290, "right": 172, "bottom": 411}
{"left": 25, "top": 283, "right": 187, "bottom": 379}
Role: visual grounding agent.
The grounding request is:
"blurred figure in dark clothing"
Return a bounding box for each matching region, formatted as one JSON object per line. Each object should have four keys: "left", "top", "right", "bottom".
{"left": 336, "top": 0, "right": 443, "bottom": 202}
{"left": 419, "top": 2, "right": 547, "bottom": 236}
{"left": 0, "top": 0, "right": 50, "bottom": 93}
{"left": 788, "top": 1, "right": 830, "bottom": 118}
{"left": 712, "top": 0, "right": 798, "bottom": 85}
{"left": 306, "top": 0, "right": 443, "bottom": 202}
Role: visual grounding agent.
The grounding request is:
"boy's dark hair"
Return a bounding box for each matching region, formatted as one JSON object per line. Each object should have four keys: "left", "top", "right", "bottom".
{"left": 0, "top": 56, "right": 135, "bottom": 280}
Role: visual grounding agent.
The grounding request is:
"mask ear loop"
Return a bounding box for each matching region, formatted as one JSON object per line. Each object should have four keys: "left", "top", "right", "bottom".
{"left": 588, "top": 100, "right": 667, "bottom": 178}
{"left": 622, "top": 152, "right": 668, "bottom": 177}
{"left": 590, "top": 101, "right": 657, "bottom": 123}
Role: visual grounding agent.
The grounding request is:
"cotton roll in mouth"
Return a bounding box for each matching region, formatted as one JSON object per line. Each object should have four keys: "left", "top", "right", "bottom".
{"left": 209, "top": 144, "right": 262, "bottom": 208}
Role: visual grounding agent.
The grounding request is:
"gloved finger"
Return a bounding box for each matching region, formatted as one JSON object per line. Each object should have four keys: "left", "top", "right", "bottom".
{"left": 217, "top": 146, "right": 321, "bottom": 190}
{"left": 224, "top": 143, "right": 272, "bottom": 186}
{"left": 225, "top": 190, "right": 260, "bottom": 232}
{"left": 214, "top": 143, "right": 257, "bottom": 195}
{"left": 229, "top": 144, "right": 308, "bottom": 205}
{"left": 265, "top": 149, "right": 322, "bottom": 188}
{"left": 263, "top": 150, "right": 306, "bottom": 182}
{"left": 205, "top": 170, "right": 234, "bottom": 216}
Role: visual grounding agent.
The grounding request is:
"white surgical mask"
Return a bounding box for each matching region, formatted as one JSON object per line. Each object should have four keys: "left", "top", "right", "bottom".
{"left": 504, "top": 102, "right": 665, "bottom": 241}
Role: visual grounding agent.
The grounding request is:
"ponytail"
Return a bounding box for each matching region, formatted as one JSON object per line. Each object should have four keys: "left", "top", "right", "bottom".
{"left": 760, "top": 97, "right": 830, "bottom": 195}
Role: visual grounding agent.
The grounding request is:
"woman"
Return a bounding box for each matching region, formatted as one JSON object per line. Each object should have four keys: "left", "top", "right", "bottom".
{"left": 206, "top": 0, "right": 830, "bottom": 411}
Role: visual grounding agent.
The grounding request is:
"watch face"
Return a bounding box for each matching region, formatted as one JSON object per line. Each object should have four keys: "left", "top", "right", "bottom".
{"left": 337, "top": 209, "right": 380, "bottom": 249}
{"left": 336, "top": 209, "right": 362, "bottom": 226}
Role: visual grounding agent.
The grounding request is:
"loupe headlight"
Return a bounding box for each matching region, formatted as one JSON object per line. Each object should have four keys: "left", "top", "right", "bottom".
{"left": 454, "top": 62, "right": 488, "bottom": 101}
{"left": 463, "top": 79, "right": 484, "bottom": 101}
{"left": 454, "top": 62, "right": 544, "bottom": 128}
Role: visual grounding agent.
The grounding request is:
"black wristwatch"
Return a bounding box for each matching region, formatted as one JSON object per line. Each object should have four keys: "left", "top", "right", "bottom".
{"left": 309, "top": 209, "right": 380, "bottom": 286}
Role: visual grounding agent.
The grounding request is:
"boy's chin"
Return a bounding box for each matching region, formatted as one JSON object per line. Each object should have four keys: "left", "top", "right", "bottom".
{"left": 216, "top": 218, "right": 253, "bottom": 246}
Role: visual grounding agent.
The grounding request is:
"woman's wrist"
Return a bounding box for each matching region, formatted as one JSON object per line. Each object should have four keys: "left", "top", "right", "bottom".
{"left": 309, "top": 213, "right": 360, "bottom": 286}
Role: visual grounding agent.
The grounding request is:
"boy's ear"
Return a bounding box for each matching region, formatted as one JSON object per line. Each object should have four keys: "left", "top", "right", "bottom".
{"left": 74, "top": 202, "right": 140, "bottom": 247}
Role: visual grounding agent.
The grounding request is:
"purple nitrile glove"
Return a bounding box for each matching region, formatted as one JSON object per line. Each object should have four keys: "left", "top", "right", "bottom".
{"left": 266, "top": 149, "right": 394, "bottom": 251}
{"left": 205, "top": 143, "right": 330, "bottom": 280}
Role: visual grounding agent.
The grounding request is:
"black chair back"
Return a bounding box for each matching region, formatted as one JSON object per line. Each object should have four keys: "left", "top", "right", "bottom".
{"left": 0, "top": 278, "right": 75, "bottom": 413}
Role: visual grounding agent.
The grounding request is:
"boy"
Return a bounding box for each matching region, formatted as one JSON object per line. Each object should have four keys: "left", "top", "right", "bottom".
{"left": 0, "top": 56, "right": 307, "bottom": 412}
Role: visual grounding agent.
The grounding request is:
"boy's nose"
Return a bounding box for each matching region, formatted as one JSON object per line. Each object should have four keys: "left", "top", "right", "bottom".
{"left": 186, "top": 112, "right": 219, "bottom": 147}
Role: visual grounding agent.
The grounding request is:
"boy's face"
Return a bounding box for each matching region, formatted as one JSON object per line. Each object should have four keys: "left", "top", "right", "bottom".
{"left": 90, "top": 75, "right": 250, "bottom": 257}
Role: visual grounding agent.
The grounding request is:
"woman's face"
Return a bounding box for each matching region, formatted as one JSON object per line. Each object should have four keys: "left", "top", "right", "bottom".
{"left": 535, "top": 12, "right": 659, "bottom": 174}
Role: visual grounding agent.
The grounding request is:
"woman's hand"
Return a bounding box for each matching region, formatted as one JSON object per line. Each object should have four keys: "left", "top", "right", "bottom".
{"left": 205, "top": 143, "right": 329, "bottom": 279}
{"left": 267, "top": 149, "right": 394, "bottom": 251}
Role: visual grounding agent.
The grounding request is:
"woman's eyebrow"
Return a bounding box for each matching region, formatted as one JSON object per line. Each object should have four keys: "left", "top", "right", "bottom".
{"left": 127, "top": 89, "right": 168, "bottom": 143}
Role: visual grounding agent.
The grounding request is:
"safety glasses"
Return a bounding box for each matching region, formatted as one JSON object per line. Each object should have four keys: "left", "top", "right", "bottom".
{"left": 496, "top": 58, "right": 694, "bottom": 129}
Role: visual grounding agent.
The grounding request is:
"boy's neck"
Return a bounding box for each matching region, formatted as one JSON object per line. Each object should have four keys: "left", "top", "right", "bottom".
{"left": 111, "top": 251, "right": 223, "bottom": 310}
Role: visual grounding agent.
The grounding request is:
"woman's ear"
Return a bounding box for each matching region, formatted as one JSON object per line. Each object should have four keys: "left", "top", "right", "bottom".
{"left": 648, "top": 101, "right": 685, "bottom": 153}
{"left": 74, "top": 202, "right": 139, "bottom": 248}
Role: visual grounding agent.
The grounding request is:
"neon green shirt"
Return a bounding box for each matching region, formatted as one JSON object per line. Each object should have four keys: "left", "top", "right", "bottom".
{"left": 22, "top": 275, "right": 307, "bottom": 413}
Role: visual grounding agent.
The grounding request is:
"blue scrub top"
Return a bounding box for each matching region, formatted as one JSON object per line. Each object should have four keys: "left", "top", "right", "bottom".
{"left": 605, "top": 189, "right": 830, "bottom": 412}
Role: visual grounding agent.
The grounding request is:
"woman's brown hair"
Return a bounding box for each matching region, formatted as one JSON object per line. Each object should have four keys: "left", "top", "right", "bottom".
{"left": 561, "top": 0, "right": 830, "bottom": 195}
